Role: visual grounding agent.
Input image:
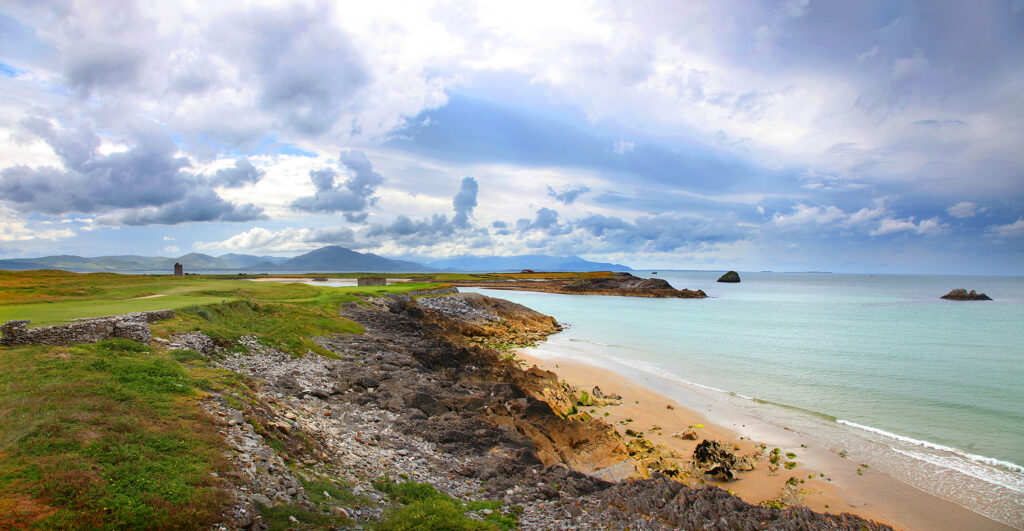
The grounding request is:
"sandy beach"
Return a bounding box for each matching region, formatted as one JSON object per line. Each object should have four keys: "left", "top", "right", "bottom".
{"left": 517, "top": 347, "right": 1016, "bottom": 531}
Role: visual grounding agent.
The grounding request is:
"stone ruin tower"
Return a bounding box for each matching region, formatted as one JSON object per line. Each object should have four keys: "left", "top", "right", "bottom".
{"left": 174, "top": 262, "right": 183, "bottom": 276}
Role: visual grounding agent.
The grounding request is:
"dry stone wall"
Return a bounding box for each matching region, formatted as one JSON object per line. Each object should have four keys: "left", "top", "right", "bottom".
{"left": 0, "top": 309, "right": 174, "bottom": 346}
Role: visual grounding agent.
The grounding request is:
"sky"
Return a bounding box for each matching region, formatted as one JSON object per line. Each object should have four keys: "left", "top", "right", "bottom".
{"left": 0, "top": 0, "right": 1022, "bottom": 274}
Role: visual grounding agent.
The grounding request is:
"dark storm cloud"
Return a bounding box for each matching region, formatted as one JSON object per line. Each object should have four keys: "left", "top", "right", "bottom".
{"left": 101, "top": 190, "right": 265, "bottom": 226}
{"left": 290, "top": 150, "right": 383, "bottom": 219}
{"left": 547, "top": 184, "right": 591, "bottom": 205}
{"left": 0, "top": 119, "right": 189, "bottom": 214}
{"left": 62, "top": 45, "right": 145, "bottom": 95}
{"left": 0, "top": 117, "right": 265, "bottom": 225}
{"left": 208, "top": 159, "right": 264, "bottom": 188}
{"left": 452, "top": 177, "right": 478, "bottom": 228}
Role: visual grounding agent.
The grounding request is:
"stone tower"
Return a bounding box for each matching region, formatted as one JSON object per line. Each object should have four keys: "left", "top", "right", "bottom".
{"left": 174, "top": 262, "right": 183, "bottom": 276}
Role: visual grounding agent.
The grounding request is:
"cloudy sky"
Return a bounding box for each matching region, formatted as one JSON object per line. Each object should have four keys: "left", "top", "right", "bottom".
{"left": 1, "top": 0, "right": 1022, "bottom": 273}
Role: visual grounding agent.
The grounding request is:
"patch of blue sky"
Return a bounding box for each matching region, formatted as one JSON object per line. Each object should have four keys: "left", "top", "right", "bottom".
{"left": 0, "top": 61, "right": 26, "bottom": 78}
{"left": 388, "top": 93, "right": 769, "bottom": 195}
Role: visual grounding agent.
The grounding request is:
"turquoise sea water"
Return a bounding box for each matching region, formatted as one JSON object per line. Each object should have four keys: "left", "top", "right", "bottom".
{"left": 465, "top": 272, "right": 1024, "bottom": 527}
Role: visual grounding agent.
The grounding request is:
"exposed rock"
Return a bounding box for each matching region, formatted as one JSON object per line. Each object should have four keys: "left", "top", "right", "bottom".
{"left": 717, "top": 270, "right": 741, "bottom": 283}
{"left": 0, "top": 309, "right": 173, "bottom": 346}
{"left": 597, "top": 475, "right": 893, "bottom": 530}
{"left": 197, "top": 289, "right": 893, "bottom": 530}
{"left": 691, "top": 439, "right": 756, "bottom": 480}
{"left": 446, "top": 272, "right": 708, "bottom": 299}
{"left": 168, "top": 331, "right": 217, "bottom": 356}
{"left": 941, "top": 288, "right": 992, "bottom": 301}
{"left": 671, "top": 429, "right": 698, "bottom": 440}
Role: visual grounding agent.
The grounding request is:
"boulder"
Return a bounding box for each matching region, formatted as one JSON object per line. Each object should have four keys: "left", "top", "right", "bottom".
{"left": 691, "top": 439, "right": 754, "bottom": 480}
{"left": 717, "top": 271, "right": 740, "bottom": 283}
{"left": 941, "top": 288, "right": 992, "bottom": 301}
{"left": 671, "top": 429, "right": 698, "bottom": 440}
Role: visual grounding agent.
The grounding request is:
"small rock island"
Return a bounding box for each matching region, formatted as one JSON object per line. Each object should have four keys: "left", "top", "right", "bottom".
{"left": 941, "top": 288, "right": 992, "bottom": 301}
{"left": 717, "top": 271, "right": 741, "bottom": 283}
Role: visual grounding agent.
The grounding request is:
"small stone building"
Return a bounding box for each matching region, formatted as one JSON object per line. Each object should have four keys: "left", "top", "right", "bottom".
{"left": 174, "top": 262, "right": 183, "bottom": 276}
{"left": 357, "top": 277, "right": 387, "bottom": 286}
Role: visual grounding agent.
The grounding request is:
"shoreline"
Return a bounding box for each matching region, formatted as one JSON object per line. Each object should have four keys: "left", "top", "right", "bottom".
{"left": 516, "top": 344, "right": 1016, "bottom": 531}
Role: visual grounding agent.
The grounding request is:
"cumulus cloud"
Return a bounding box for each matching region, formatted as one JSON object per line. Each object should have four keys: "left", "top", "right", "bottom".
{"left": 517, "top": 207, "right": 572, "bottom": 235}
{"left": 291, "top": 150, "right": 384, "bottom": 222}
{"left": 97, "top": 190, "right": 265, "bottom": 226}
{"left": 946, "top": 201, "right": 977, "bottom": 219}
{"left": 988, "top": 218, "right": 1024, "bottom": 239}
{"left": 208, "top": 159, "right": 264, "bottom": 188}
{"left": 195, "top": 226, "right": 357, "bottom": 253}
{"left": 769, "top": 199, "right": 947, "bottom": 237}
{"left": 575, "top": 213, "right": 749, "bottom": 253}
{"left": 0, "top": 117, "right": 265, "bottom": 225}
{"left": 771, "top": 204, "right": 847, "bottom": 228}
{"left": 546, "top": 184, "right": 591, "bottom": 205}
{"left": 0, "top": 207, "right": 75, "bottom": 242}
{"left": 452, "top": 177, "right": 479, "bottom": 228}
{"left": 871, "top": 216, "right": 947, "bottom": 236}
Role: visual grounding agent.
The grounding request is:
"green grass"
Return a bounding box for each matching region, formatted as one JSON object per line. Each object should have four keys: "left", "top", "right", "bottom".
{"left": 0, "top": 270, "right": 445, "bottom": 329}
{"left": 0, "top": 271, "right": 461, "bottom": 528}
{"left": 0, "top": 339, "right": 231, "bottom": 529}
{"left": 371, "top": 478, "right": 517, "bottom": 531}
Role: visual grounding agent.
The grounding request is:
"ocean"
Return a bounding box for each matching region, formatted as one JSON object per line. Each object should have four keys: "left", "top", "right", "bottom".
{"left": 464, "top": 272, "right": 1024, "bottom": 528}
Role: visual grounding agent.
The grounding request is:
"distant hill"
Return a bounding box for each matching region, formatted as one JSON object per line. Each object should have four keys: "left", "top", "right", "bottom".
{"left": 267, "top": 246, "right": 431, "bottom": 272}
{"left": 427, "top": 254, "right": 632, "bottom": 272}
{"left": 0, "top": 247, "right": 628, "bottom": 273}
{"left": 0, "top": 246, "right": 430, "bottom": 273}
{"left": 0, "top": 252, "right": 291, "bottom": 273}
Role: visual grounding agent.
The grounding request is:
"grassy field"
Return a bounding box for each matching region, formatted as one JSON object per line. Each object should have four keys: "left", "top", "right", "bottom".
{"left": 0, "top": 338, "right": 232, "bottom": 529}
{"left": 0, "top": 270, "right": 443, "bottom": 328}
{"left": 0, "top": 270, "right": 450, "bottom": 528}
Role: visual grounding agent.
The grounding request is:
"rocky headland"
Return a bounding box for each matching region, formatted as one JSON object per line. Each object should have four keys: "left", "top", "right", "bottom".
{"left": 941, "top": 288, "right": 992, "bottom": 301}
{"left": 447, "top": 272, "right": 708, "bottom": 299}
{"left": 186, "top": 288, "right": 892, "bottom": 529}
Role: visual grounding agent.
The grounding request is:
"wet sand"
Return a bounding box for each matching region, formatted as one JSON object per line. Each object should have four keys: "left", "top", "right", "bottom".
{"left": 517, "top": 348, "right": 1015, "bottom": 531}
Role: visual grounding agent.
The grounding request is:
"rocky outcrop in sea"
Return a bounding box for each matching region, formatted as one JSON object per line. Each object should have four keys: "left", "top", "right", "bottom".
{"left": 717, "top": 271, "right": 741, "bottom": 283}
{"left": 941, "top": 288, "right": 992, "bottom": 301}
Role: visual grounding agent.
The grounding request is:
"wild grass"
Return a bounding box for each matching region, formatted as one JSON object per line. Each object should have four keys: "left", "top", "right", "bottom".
{"left": 0, "top": 339, "right": 231, "bottom": 529}
{"left": 0, "top": 270, "right": 451, "bottom": 528}
{"left": 371, "top": 477, "right": 518, "bottom": 531}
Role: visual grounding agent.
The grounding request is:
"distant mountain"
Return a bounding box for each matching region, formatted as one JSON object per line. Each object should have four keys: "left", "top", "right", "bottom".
{"left": 0, "top": 252, "right": 292, "bottom": 273}
{"left": 427, "top": 254, "right": 632, "bottom": 272}
{"left": 269, "top": 246, "right": 431, "bottom": 272}
{"left": 0, "top": 247, "right": 624, "bottom": 274}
